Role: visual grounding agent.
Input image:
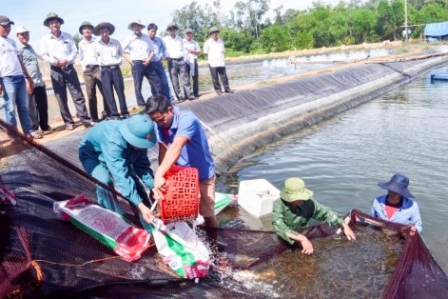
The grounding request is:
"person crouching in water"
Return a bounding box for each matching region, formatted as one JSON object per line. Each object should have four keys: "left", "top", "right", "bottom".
{"left": 273, "top": 177, "right": 356, "bottom": 255}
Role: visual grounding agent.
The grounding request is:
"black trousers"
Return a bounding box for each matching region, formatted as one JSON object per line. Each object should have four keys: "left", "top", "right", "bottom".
{"left": 50, "top": 64, "right": 91, "bottom": 125}
{"left": 28, "top": 85, "right": 50, "bottom": 131}
{"left": 101, "top": 66, "right": 128, "bottom": 116}
{"left": 185, "top": 59, "right": 199, "bottom": 97}
{"left": 132, "top": 60, "right": 162, "bottom": 106}
{"left": 83, "top": 65, "right": 109, "bottom": 120}
{"left": 208, "top": 65, "right": 230, "bottom": 92}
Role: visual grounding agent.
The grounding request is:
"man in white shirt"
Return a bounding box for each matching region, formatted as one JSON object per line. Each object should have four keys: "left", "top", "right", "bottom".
{"left": 94, "top": 22, "right": 129, "bottom": 120}
{"left": 163, "top": 22, "right": 192, "bottom": 102}
{"left": 39, "top": 12, "right": 93, "bottom": 130}
{"left": 0, "top": 15, "right": 41, "bottom": 139}
{"left": 78, "top": 21, "right": 109, "bottom": 121}
{"left": 183, "top": 28, "right": 200, "bottom": 99}
{"left": 203, "top": 27, "right": 233, "bottom": 96}
{"left": 122, "top": 19, "right": 161, "bottom": 107}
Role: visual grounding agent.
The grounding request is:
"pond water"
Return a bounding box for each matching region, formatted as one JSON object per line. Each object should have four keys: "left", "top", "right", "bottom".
{"left": 216, "top": 63, "right": 448, "bottom": 274}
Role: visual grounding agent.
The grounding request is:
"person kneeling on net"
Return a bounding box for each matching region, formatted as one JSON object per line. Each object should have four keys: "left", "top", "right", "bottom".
{"left": 272, "top": 177, "right": 356, "bottom": 255}
{"left": 78, "top": 114, "right": 156, "bottom": 227}
{"left": 371, "top": 173, "right": 422, "bottom": 235}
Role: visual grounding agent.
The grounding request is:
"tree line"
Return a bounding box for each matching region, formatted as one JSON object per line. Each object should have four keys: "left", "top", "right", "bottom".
{"left": 170, "top": 0, "right": 448, "bottom": 57}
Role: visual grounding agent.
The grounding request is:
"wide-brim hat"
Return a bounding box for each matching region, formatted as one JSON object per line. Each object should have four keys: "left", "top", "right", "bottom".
{"left": 166, "top": 22, "right": 178, "bottom": 31}
{"left": 184, "top": 28, "right": 193, "bottom": 34}
{"left": 93, "top": 22, "right": 115, "bottom": 36}
{"left": 280, "top": 177, "right": 314, "bottom": 202}
{"left": 119, "top": 114, "right": 157, "bottom": 149}
{"left": 128, "top": 19, "right": 145, "bottom": 30}
{"left": 43, "top": 12, "right": 64, "bottom": 26}
{"left": 209, "top": 26, "right": 220, "bottom": 34}
{"left": 378, "top": 173, "right": 414, "bottom": 198}
{"left": 79, "top": 21, "right": 94, "bottom": 34}
{"left": 0, "top": 15, "right": 14, "bottom": 26}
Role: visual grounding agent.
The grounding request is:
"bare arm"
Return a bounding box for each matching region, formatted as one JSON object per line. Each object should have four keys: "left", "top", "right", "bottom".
{"left": 153, "top": 136, "right": 189, "bottom": 199}
{"left": 286, "top": 232, "right": 314, "bottom": 255}
{"left": 122, "top": 53, "right": 134, "bottom": 66}
{"left": 18, "top": 57, "right": 34, "bottom": 94}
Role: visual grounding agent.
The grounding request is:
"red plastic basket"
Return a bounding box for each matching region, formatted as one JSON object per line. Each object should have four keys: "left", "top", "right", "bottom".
{"left": 159, "top": 165, "right": 199, "bottom": 223}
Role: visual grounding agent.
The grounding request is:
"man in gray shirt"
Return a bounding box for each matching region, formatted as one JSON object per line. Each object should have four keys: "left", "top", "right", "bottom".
{"left": 16, "top": 25, "right": 52, "bottom": 133}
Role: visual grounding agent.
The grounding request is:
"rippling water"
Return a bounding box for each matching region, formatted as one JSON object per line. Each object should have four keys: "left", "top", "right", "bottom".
{"left": 217, "top": 64, "right": 448, "bottom": 273}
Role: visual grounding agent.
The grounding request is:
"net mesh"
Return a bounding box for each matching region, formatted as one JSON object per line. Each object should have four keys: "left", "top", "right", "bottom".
{"left": 1, "top": 119, "right": 448, "bottom": 299}
{"left": 158, "top": 165, "right": 199, "bottom": 223}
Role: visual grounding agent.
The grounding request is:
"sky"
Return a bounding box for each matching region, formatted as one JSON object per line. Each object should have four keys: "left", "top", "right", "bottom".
{"left": 1, "top": 0, "right": 344, "bottom": 45}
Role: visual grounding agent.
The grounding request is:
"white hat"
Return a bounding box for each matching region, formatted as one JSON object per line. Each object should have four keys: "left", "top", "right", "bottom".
{"left": 16, "top": 25, "right": 30, "bottom": 35}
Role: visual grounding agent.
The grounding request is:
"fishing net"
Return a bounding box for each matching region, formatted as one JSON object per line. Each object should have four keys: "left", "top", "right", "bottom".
{"left": 1, "top": 119, "right": 447, "bottom": 299}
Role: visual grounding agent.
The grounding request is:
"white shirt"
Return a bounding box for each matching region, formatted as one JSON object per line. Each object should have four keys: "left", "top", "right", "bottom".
{"left": 163, "top": 35, "right": 184, "bottom": 59}
{"left": 0, "top": 37, "right": 23, "bottom": 77}
{"left": 78, "top": 37, "right": 99, "bottom": 70}
{"left": 183, "top": 38, "right": 200, "bottom": 60}
{"left": 39, "top": 31, "right": 77, "bottom": 65}
{"left": 122, "top": 33, "right": 154, "bottom": 61}
{"left": 96, "top": 38, "right": 123, "bottom": 66}
{"left": 203, "top": 38, "right": 226, "bottom": 67}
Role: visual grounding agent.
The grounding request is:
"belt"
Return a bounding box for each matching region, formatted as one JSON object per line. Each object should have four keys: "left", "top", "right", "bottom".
{"left": 51, "top": 64, "right": 73, "bottom": 70}
{"left": 85, "top": 64, "right": 99, "bottom": 69}
{"left": 101, "top": 65, "right": 120, "bottom": 70}
{"left": 171, "top": 57, "right": 183, "bottom": 61}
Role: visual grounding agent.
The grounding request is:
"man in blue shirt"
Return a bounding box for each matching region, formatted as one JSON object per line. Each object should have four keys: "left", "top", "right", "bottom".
{"left": 371, "top": 173, "right": 422, "bottom": 234}
{"left": 78, "top": 114, "right": 156, "bottom": 226}
{"left": 145, "top": 95, "right": 217, "bottom": 234}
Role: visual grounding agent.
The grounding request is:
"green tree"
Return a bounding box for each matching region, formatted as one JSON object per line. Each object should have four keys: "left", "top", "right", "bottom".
{"left": 232, "top": 0, "right": 271, "bottom": 42}
{"left": 260, "top": 25, "right": 289, "bottom": 52}
{"left": 352, "top": 8, "right": 377, "bottom": 43}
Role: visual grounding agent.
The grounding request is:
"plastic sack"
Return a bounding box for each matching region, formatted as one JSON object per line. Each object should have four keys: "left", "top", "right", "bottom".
{"left": 53, "top": 194, "right": 152, "bottom": 262}
{"left": 151, "top": 220, "right": 210, "bottom": 279}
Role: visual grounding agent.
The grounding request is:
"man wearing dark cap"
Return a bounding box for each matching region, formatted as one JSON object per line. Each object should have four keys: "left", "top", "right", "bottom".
{"left": 39, "top": 12, "right": 94, "bottom": 130}
{"left": 78, "top": 21, "right": 109, "bottom": 122}
{"left": 0, "top": 15, "right": 42, "bottom": 139}
{"left": 163, "top": 22, "right": 193, "bottom": 101}
{"left": 94, "top": 22, "right": 129, "bottom": 120}
{"left": 183, "top": 28, "right": 200, "bottom": 99}
{"left": 371, "top": 173, "right": 422, "bottom": 233}
{"left": 203, "top": 27, "right": 233, "bottom": 95}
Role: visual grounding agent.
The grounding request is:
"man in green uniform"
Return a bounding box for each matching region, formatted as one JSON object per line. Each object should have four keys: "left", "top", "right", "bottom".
{"left": 272, "top": 177, "right": 356, "bottom": 255}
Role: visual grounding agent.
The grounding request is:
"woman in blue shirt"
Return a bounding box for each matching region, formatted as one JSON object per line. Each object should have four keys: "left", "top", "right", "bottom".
{"left": 371, "top": 173, "right": 422, "bottom": 234}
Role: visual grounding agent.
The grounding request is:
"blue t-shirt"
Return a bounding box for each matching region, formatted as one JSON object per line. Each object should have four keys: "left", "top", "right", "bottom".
{"left": 155, "top": 106, "right": 215, "bottom": 182}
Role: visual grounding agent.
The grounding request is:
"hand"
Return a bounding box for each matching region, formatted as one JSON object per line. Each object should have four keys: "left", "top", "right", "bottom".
{"left": 342, "top": 223, "right": 356, "bottom": 241}
{"left": 299, "top": 237, "right": 314, "bottom": 255}
{"left": 0, "top": 84, "right": 3, "bottom": 96}
{"left": 138, "top": 202, "right": 153, "bottom": 224}
{"left": 25, "top": 78, "right": 34, "bottom": 95}
{"left": 59, "top": 59, "right": 68, "bottom": 67}
{"left": 153, "top": 175, "right": 167, "bottom": 200}
{"left": 143, "top": 58, "right": 150, "bottom": 66}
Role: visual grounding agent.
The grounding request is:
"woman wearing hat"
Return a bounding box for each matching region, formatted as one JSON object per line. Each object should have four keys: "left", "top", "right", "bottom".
{"left": 273, "top": 177, "right": 356, "bottom": 255}
{"left": 371, "top": 173, "right": 422, "bottom": 233}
